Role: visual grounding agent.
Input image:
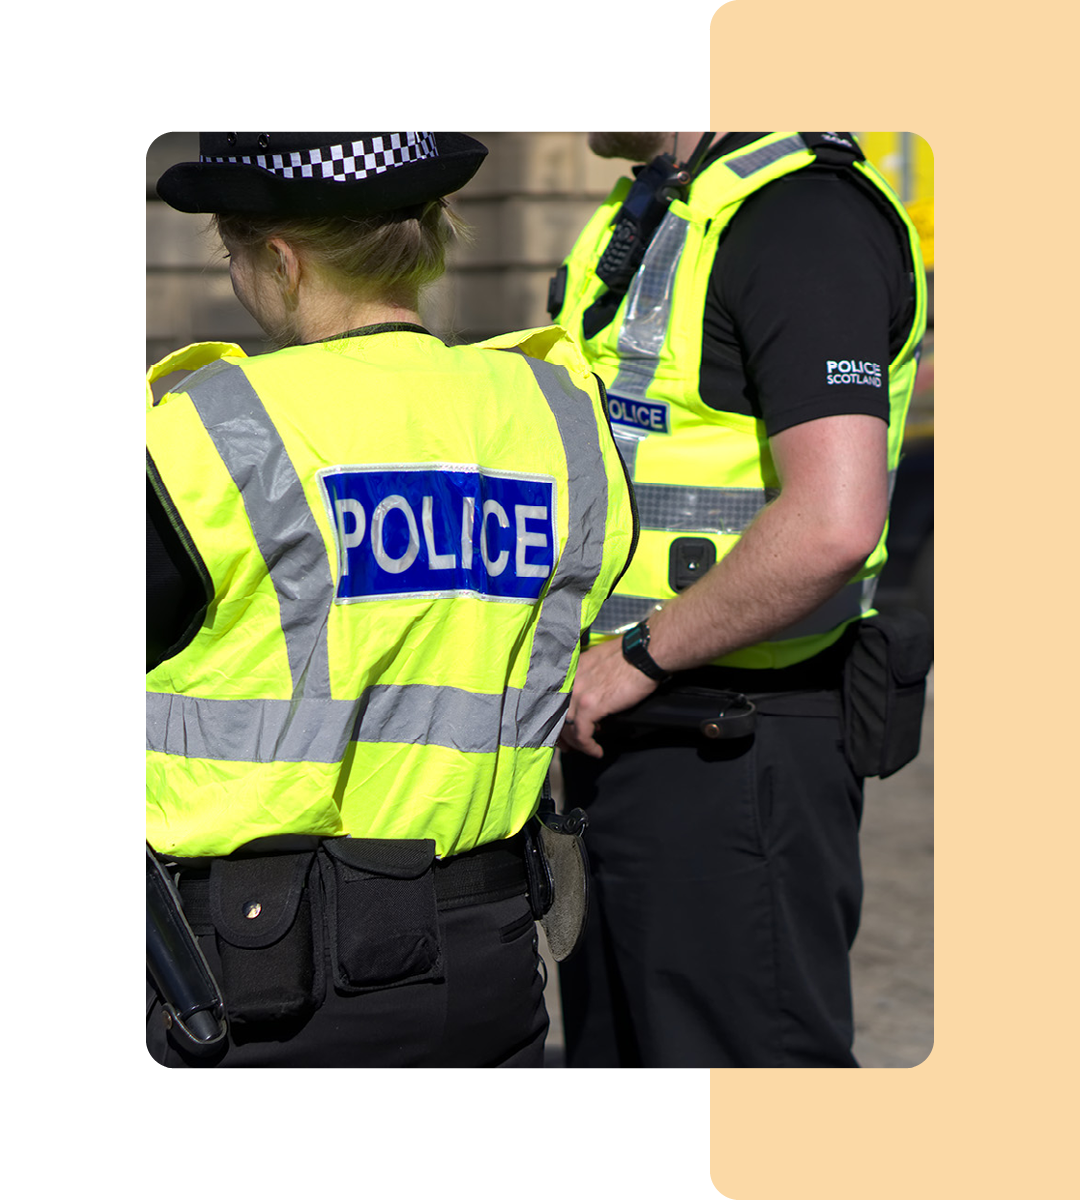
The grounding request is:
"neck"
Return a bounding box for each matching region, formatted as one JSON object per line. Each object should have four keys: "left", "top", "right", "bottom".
{"left": 295, "top": 296, "right": 422, "bottom": 343}
{"left": 672, "top": 132, "right": 722, "bottom": 164}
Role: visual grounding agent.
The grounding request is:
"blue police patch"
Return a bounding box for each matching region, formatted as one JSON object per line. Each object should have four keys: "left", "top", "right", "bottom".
{"left": 318, "top": 464, "right": 558, "bottom": 603}
{"left": 607, "top": 393, "right": 670, "bottom": 435}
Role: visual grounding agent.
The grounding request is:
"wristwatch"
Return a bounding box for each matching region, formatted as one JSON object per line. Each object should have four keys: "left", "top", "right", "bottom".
{"left": 621, "top": 620, "right": 670, "bottom": 682}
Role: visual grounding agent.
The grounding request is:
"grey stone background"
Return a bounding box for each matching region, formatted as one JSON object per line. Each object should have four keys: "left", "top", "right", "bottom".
{"left": 146, "top": 132, "right": 628, "bottom": 365}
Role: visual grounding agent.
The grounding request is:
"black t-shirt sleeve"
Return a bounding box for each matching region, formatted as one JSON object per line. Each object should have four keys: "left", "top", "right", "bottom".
{"left": 701, "top": 169, "right": 906, "bottom": 437}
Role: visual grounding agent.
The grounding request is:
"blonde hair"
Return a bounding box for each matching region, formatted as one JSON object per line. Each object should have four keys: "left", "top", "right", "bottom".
{"left": 213, "top": 199, "right": 468, "bottom": 306}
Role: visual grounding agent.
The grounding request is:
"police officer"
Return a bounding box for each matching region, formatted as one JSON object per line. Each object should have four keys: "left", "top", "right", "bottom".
{"left": 146, "top": 132, "right": 635, "bottom": 1067}
{"left": 553, "top": 132, "right": 928, "bottom": 1067}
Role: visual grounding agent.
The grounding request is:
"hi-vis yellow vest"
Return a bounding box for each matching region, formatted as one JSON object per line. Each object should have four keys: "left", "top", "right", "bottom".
{"left": 553, "top": 132, "right": 927, "bottom": 669}
{"left": 146, "top": 325, "right": 635, "bottom": 858}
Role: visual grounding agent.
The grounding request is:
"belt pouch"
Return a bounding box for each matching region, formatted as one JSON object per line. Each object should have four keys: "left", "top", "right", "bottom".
{"left": 208, "top": 851, "right": 319, "bottom": 1024}
{"left": 843, "top": 608, "right": 932, "bottom": 778}
{"left": 319, "top": 838, "right": 443, "bottom": 994}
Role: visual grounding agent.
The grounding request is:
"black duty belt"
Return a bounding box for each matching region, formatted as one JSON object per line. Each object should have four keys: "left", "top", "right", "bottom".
{"left": 609, "top": 686, "right": 841, "bottom": 741}
{"left": 748, "top": 690, "right": 842, "bottom": 717}
{"left": 171, "top": 831, "right": 529, "bottom": 930}
{"left": 605, "top": 640, "right": 852, "bottom": 741}
{"left": 433, "top": 832, "right": 529, "bottom": 909}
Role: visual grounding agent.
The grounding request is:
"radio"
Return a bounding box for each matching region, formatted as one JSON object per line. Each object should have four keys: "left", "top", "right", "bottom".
{"left": 595, "top": 134, "right": 715, "bottom": 292}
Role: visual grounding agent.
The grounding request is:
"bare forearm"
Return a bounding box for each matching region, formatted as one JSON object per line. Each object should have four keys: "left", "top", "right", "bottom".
{"left": 646, "top": 415, "right": 887, "bottom": 670}
{"left": 560, "top": 497, "right": 871, "bottom": 757}
{"left": 560, "top": 414, "right": 889, "bottom": 758}
{"left": 645, "top": 493, "right": 867, "bottom": 671}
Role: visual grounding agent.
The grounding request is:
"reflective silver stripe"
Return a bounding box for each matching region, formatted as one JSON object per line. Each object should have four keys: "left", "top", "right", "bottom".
{"left": 770, "top": 580, "right": 867, "bottom": 640}
{"left": 861, "top": 573, "right": 880, "bottom": 613}
{"left": 147, "top": 684, "right": 565, "bottom": 763}
{"left": 589, "top": 133, "right": 877, "bottom": 651}
{"left": 154, "top": 352, "right": 612, "bottom": 765}
{"left": 612, "top": 427, "right": 643, "bottom": 477}
{"left": 633, "top": 482, "right": 779, "bottom": 533}
{"left": 610, "top": 137, "right": 808, "bottom": 413}
{"left": 608, "top": 211, "right": 689, "bottom": 436}
{"left": 147, "top": 691, "right": 354, "bottom": 763}
{"left": 185, "top": 360, "right": 335, "bottom": 700}
{"left": 724, "top": 134, "right": 807, "bottom": 179}
{"left": 592, "top": 594, "right": 663, "bottom": 635}
{"left": 629, "top": 465, "right": 891, "bottom": 537}
{"left": 515, "top": 356, "right": 611, "bottom": 736}
{"left": 606, "top": 135, "right": 809, "bottom": 484}
{"left": 593, "top": 579, "right": 868, "bottom": 640}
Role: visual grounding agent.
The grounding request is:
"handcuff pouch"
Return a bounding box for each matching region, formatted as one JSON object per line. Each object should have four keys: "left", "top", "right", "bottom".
{"left": 525, "top": 810, "right": 590, "bottom": 962}
{"left": 208, "top": 850, "right": 319, "bottom": 1024}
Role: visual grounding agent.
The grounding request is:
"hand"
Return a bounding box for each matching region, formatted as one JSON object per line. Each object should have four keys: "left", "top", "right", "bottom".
{"left": 558, "top": 637, "right": 660, "bottom": 759}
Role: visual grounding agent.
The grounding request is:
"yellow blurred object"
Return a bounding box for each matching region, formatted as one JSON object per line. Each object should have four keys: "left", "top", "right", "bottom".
{"left": 856, "top": 132, "right": 934, "bottom": 270}
{"left": 903, "top": 196, "right": 934, "bottom": 269}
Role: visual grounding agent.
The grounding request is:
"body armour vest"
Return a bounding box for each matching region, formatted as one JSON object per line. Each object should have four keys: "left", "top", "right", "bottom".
{"left": 551, "top": 132, "right": 927, "bottom": 670}
{"left": 146, "top": 325, "right": 635, "bottom": 858}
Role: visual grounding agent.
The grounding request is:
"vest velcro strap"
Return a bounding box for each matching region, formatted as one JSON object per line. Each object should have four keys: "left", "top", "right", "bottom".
{"left": 798, "top": 132, "right": 866, "bottom": 167}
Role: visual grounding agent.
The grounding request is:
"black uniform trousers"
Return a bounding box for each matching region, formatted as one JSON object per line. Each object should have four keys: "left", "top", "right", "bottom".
{"left": 148, "top": 888, "right": 548, "bottom": 1068}
{"left": 559, "top": 680, "right": 864, "bottom": 1068}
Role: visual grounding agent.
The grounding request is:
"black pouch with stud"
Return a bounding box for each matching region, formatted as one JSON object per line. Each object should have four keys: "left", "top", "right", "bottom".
{"left": 319, "top": 837, "right": 443, "bottom": 994}
{"left": 208, "top": 850, "right": 320, "bottom": 1024}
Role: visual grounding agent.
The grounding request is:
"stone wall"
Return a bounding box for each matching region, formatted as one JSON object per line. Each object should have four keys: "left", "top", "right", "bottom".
{"left": 146, "top": 132, "right": 625, "bottom": 367}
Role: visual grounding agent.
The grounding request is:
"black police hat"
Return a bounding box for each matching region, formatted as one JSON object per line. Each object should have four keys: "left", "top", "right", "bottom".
{"left": 157, "top": 132, "right": 488, "bottom": 217}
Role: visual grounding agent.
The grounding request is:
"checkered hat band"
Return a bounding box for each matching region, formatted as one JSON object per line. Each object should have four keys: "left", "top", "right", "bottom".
{"left": 201, "top": 133, "right": 439, "bottom": 182}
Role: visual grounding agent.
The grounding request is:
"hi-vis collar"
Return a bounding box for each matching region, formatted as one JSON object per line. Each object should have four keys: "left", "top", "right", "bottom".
{"left": 146, "top": 327, "right": 599, "bottom": 408}
{"left": 147, "top": 342, "right": 246, "bottom": 408}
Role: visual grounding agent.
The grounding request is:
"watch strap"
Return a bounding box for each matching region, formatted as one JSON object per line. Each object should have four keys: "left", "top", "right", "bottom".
{"left": 621, "top": 620, "right": 669, "bottom": 682}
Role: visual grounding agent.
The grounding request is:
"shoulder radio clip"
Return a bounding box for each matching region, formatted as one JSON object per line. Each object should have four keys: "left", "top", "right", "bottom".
{"left": 594, "top": 133, "right": 716, "bottom": 293}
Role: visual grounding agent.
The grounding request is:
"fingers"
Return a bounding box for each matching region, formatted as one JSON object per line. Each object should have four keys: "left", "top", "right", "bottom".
{"left": 558, "top": 715, "right": 604, "bottom": 759}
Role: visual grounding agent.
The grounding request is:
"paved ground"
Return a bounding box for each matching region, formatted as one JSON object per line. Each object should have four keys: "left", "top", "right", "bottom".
{"left": 541, "top": 672, "right": 935, "bottom": 1068}
{"left": 851, "top": 670, "right": 934, "bottom": 1067}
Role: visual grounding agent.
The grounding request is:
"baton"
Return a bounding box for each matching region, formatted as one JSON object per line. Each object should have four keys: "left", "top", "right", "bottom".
{"left": 146, "top": 844, "right": 227, "bottom": 1051}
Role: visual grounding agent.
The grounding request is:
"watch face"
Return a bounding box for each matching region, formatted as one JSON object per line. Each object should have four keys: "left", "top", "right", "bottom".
{"left": 622, "top": 620, "right": 666, "bottom": 680}
{"left": 624, "top": 621, "right": 648, "bottom": 651}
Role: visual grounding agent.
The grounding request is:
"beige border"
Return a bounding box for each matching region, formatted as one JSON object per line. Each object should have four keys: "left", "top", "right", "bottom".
{"left": 709, "top": 1, "right": 1076, "bottom": 1196}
